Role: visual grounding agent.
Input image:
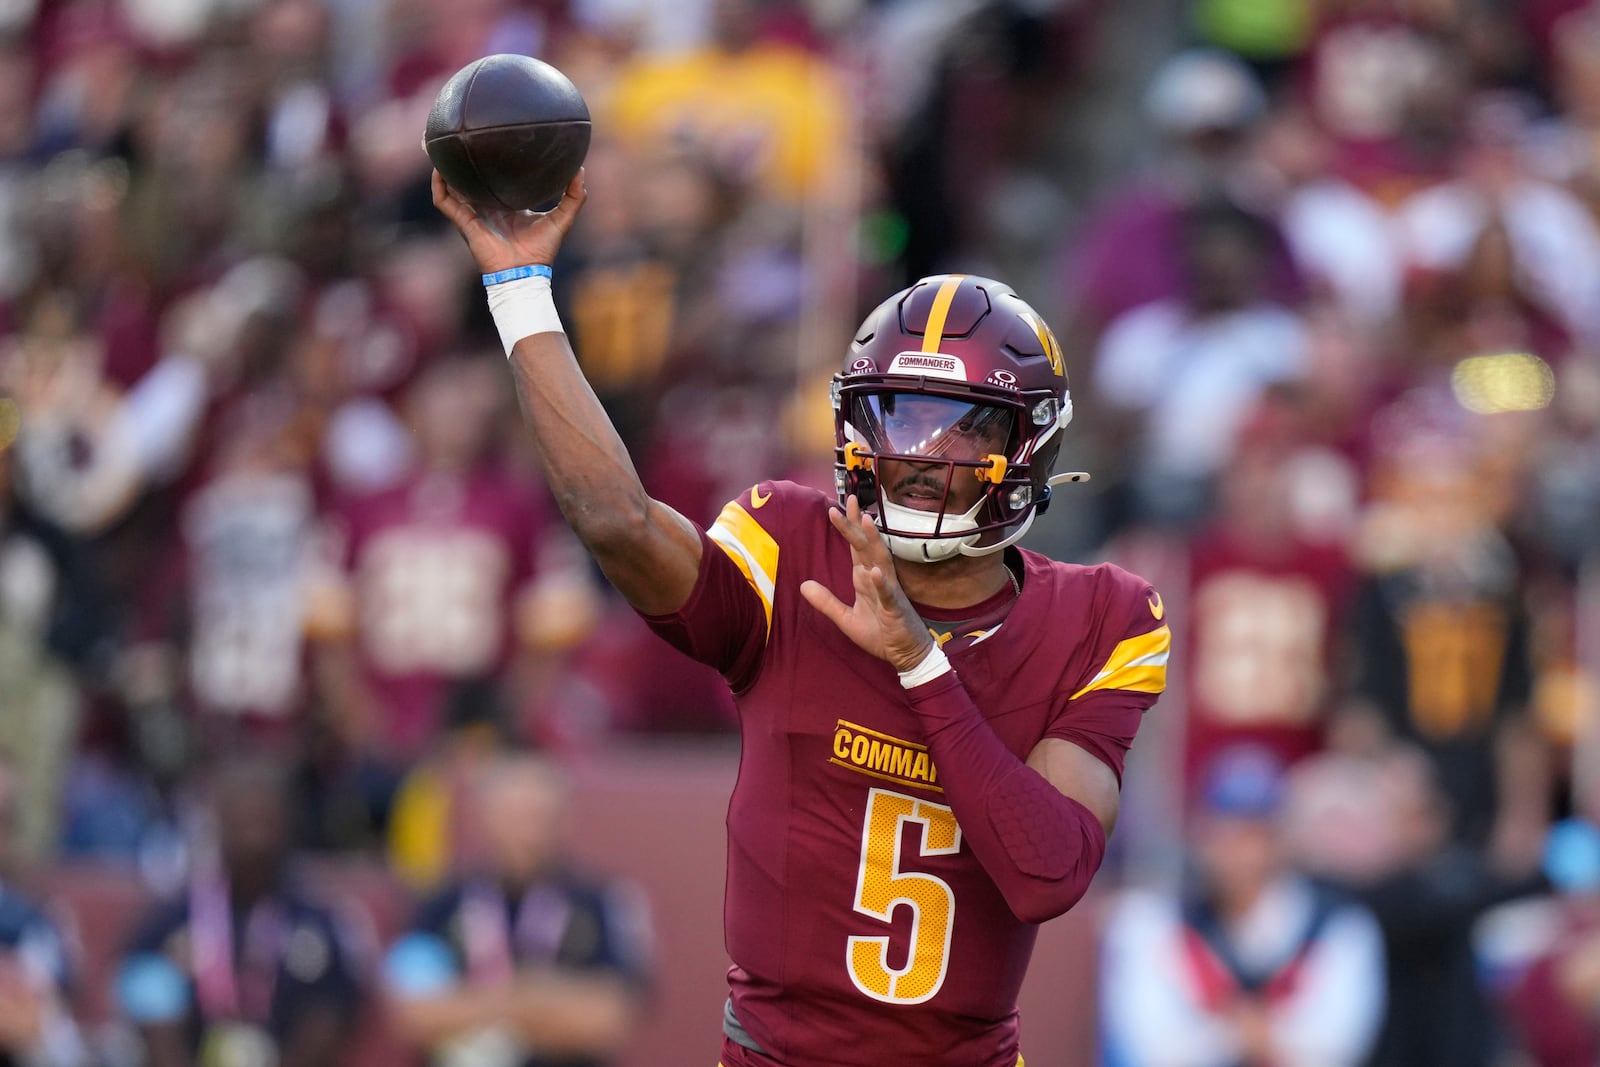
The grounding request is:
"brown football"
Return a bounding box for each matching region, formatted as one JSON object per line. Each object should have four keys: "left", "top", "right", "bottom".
{"left": 424, "top": 54, "right": 591, "bottom": 212}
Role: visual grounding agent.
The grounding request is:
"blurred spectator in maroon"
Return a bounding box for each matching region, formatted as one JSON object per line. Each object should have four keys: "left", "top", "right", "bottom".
{"left": 115, "top": 756, "right": 364, "bottom": 1067}
{"left": 1181, "top": 435, "right": 1356, "bottom": 787}
{"left": 33, "top": 4, "right": 143, "bottom": 160}
{"left": 1062, "top": 48, "right": 1302, "bottom": 333}
{"left": 1337, "top": 394, "right": 1549, "bottom": 858}
{"left": 250, "top": 0, "right": 346, "bottom": 182}
{"left": 113, "top": 259, "right": 318, "bottom": 757}
{"left": 1504, "top": 816, "right": 1600, "bottom": 1067}
{"left": 1101, "top": 746, "right": 1386, "bottom": 1067}
{"left": 307, "top": 356, "right": 599, "bottom": 802}
{"left": 1396, "top": 92, "right": 1600, "bottom": 350}
{"left": 383, "top": 754, "right": 651, "bottom": 1067}
{"left": 1092, "top": 198, "right": 1309, "bottom": 528}
{"left": 1297, "top": 0, "right": 1467, "bottom": 206}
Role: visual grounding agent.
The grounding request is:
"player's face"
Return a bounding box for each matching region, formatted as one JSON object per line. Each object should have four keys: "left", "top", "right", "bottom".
{"left": 860, "top": 394, "right": 1012, "bottom": 515}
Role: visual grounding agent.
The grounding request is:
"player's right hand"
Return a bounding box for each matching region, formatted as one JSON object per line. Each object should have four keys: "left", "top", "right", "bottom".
{"left": 431, "top": 168, "right": 586, "bottom": 274}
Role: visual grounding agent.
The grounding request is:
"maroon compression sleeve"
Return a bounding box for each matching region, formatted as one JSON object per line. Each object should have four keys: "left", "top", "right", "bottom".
{"left": 908, "top": 670, "right": 1107, "bottom": 924}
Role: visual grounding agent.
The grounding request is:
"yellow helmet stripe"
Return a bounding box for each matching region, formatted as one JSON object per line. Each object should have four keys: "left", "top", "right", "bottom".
{"left": 920, "top": 275, "right": 967, "bottom": 353}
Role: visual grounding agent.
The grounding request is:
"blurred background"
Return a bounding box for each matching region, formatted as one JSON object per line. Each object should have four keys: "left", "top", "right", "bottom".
{"left": 0, "top": 0, "right": 1599, "bottom": 1065}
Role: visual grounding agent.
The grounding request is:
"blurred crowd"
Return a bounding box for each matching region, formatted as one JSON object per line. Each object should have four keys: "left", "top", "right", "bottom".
{"left": 0, "top": 0, "right": 1599, "bottom": 1063}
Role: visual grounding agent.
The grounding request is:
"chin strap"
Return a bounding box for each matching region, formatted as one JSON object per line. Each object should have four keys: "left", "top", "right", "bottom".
{"left": 957, "top": 471, "right": 1092, "bottom": 557}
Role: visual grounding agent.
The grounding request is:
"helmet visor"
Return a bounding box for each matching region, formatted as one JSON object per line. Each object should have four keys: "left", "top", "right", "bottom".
{"left": 852, "top": 393, "right": 1015, "bottom": 462}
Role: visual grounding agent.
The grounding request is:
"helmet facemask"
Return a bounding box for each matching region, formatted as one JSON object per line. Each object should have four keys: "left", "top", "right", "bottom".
{"left": 833, "top": 274, "right": 1079, "bottom": 562}
{"left": 836, "top": 388, "right": 1042, "bottom": 562}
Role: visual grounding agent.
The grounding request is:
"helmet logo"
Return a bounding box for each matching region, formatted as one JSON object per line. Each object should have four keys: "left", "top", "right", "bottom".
{"left": 887, "top": 352, "right": 966, "bottom": 380}
{"left": 985, "top": 369, "right": 1019, "bottom": 390}
{"left": 1020, "top": 311, "right": 1066, "bottom": 377}
{"left": 848, "top": 356, "right": 874, "bottom": 374}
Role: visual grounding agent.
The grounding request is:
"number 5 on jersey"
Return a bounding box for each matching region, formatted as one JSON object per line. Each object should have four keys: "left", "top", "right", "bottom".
{"left": 847, "top": 788, "right": 962, "bottom": 1004}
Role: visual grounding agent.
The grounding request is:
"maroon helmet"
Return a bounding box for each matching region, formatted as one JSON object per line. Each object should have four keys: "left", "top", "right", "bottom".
{"left": 832, "top": 274, "right": 1077, "bottom": 562}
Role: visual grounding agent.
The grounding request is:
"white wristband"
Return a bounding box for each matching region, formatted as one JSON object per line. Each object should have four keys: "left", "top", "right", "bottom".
{"left": 486, "top": 274, "right": 564, "bottom": 356}
{"left": 898, "top": 643, "right": 953, "bottom": 689}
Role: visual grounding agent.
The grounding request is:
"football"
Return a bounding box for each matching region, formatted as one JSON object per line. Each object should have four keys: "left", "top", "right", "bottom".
{"left": 424, "top": 54, "right": 591, "bottom": 212}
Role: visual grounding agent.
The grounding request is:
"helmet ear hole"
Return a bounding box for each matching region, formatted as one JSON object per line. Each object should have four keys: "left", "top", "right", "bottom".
{"left": 852, "top": 470, "right": 878, "bottom": 510}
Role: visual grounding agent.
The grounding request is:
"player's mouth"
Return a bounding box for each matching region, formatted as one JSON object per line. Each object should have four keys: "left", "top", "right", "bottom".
{"left": 892, "top": 477, "right": 949, "bottom": 512}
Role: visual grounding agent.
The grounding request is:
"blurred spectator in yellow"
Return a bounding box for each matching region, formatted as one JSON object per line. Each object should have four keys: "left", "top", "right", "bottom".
{"left": 1100, "top": 746, "right": 1385, "bottom": 1067}
{"left": 387, "top": 676, "right": 513, "bottom": 890}
{"left": 604, "top": 0, "right": 850, "bottom": 204}
{"left": 383, "top": 754, "right": 651, "bottom": 1067}
{"left": 115, "top": 756, "right": 364, "bottom": 1067}
{"left": 1338, "top": 396, "right": 1550, "bottom": 857}
{"left": 0, "top": 756, "right": 87, "bottom": 1067}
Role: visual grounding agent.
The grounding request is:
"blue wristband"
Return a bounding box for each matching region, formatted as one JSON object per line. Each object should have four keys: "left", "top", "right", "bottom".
{"left": 482, "top": 264, "right": 553, "bottom": 287}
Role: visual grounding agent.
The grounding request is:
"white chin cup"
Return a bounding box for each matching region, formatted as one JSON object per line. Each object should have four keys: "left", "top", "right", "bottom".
{"left": 879, "top": 496, "right": 984, "bottom": 563}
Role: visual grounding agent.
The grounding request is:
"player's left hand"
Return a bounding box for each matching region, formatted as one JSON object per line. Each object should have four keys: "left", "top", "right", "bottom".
{"left": 801, "top": 495, "right": 934, "bottom": 674}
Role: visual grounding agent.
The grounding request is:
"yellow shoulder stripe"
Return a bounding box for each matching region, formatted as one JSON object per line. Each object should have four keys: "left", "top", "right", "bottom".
{"left": 1071, "top": 624, "right": 1170, "bottom": 701}
{"left": 708, "top": 499, "right": 779, "bottom": 637}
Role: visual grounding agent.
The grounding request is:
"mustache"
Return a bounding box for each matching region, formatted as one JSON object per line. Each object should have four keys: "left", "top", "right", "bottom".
{"left": 893, "top": 472, "right": 949, "bottom": 496}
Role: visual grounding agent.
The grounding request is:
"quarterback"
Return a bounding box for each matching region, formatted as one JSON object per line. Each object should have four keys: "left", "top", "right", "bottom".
{"left": 433, "top": 170, "right": 1169, "bottom": 1066}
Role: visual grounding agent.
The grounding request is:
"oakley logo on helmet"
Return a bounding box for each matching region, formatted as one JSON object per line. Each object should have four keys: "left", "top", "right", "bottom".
{"left": 848, "top": 357, "right": 874, "bottom": 374}
{"left": 985, "top": 370, "right": 1019, "bottom": 390}
{"left": 887, "top": 352, "right": 966, "bottom": 380}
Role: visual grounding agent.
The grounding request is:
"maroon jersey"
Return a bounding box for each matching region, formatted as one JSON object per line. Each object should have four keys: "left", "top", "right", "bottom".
{"left": 1183, "top": 529, "right": 1354, "bottom": 787}
{"left": 333, "top": 468, "right": 549, "bottom": 758}
{"left": 644, "top": 481, "right": 1167, "bottom": 1066}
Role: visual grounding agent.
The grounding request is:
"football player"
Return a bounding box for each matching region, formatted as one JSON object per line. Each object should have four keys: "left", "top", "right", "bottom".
{"left": 432, "top": 170, "right": 1169, "bottom": 1067}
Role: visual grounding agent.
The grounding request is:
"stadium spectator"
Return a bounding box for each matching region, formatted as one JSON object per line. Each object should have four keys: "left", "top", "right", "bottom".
{"left": 1092, "top": 198, "right": 1310, "bottom": 527}
{"left": 1337, "top": 394, "right": 1549, "bottom": 855}
{"left": 307, "top": 355, "right": 599, "bottom": 804}
{"left": 0, "top": 430, "right": 85, "bottom": 862}
{"left": 1504, "top": 817, "right": 1600, "bottom": 1067}
{"left": 1303, "top": 745, "right": 1546, "bottom": 1067}
{"left": 383, "top": 753, "right": 651, "bottom": 1067}
{"left": 115, "top": 755, "right": 364, "bottom": 1067}
{"left": 1099, "top": 745, "right": 1386, "bottom": 1067}
{"left": 0, "top": 756, "right": 86, "bottom": 1067}
{"left": 1062, "top": 48, "right": 1301, "bottom": 333}
{"left": 1179, "top": 438, "right": 1355, "bottom": 786}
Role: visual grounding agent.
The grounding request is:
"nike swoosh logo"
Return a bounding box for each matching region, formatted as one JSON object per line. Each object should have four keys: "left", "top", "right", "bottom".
{"left": 750, "top": 486, "right": 772, "bottom": 509}
{"left": 1148, "top": 591, "right": 1164, "bottom": 621}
